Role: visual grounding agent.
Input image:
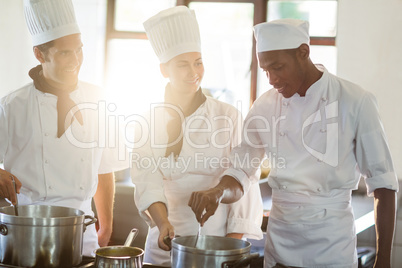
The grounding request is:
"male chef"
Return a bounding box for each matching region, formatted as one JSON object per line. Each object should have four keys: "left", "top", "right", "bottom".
{"left": 0, "top": 0, "right": 128, "bottom": 255}
{"left": 188, "top": 19, "right": 399, "bottom": 267}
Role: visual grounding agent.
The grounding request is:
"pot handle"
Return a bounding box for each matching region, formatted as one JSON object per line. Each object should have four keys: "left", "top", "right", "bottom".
{"left": 222, "top": 252, "right": 259, "bottom": 268}
{"left": 83, "top": 215, "right": 97, "bottom": 229}
{"left": 0, "top": 224, "right": 8, "bottom": 236}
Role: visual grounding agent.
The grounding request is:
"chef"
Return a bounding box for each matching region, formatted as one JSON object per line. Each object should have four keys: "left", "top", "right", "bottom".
{"left": 188, "top": 19, "right": 399, "bottom": 267}
{"left": 131, "top": 6, "right": 263, "bottom": 266}
{"left": 0, "top": 0, "right": 128, "bottom": 256}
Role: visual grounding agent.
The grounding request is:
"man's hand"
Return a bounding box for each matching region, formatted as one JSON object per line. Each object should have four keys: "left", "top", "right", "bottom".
{"left": 188, "top": 176, "right": 244, "bottom": 226}
{"left": 188, "top": 187, "right": 224, "bottom": 226}
{"left": 0, "top": 169, "right": 21, "bottom": 205}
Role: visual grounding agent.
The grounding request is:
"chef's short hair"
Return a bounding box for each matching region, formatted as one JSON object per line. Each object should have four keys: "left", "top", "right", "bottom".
{"left": 34, "top": 40, "right": 55, "bottom": 57}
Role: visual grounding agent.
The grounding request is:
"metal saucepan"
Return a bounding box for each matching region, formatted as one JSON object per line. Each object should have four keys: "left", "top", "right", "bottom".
{"left": 94, "top": 228, "right": 144, "bottom": 268}
{"left": 171, "top": 235, "right": 259, "bottom": 268}
{"left": 0, "top": 205, "right": 97, "bottom": 268}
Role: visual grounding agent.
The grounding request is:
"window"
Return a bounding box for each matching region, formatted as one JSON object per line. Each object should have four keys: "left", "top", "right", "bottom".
{"left": 104, "top": 0, "right": 176, "bottom": 117}
{"left": 188, "top": 2, "right": 255, "bottom": 117}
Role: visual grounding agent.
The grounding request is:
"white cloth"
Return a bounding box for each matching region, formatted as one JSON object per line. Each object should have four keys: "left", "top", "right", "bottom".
{"left": 131, "top": 96, "right": 263, "bottom": 266}
{"left": 224, "top": 65, "right": 398, "bottom": 267}
{"left": 0, "top": 82, "right": 129, "bottom": 256}
{"left": 24, "top": 0, "right": 81, "bottom": 46}
{"left": 143, "top": 6, "right": 201, "bottom": 63}
{"left": 254, "top": 19, "right": 310, "bottom": 53}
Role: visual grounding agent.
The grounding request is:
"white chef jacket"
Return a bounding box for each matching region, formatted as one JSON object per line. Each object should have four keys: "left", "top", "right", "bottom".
{"left": 224, "top": 65, "right": 399, "bottom": 268}
{"left": 0, "top": 82, "right": 129, "bottom": 256}
{"left": 131, "top": 96, "right": 263, "bottom": 266}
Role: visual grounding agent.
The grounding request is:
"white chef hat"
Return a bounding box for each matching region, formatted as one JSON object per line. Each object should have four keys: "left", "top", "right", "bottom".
{"left": 23, "top": 0, "right": 81, "bottom": 46}
{"left": 254, "top": 19, "right": 310, "bottom": 53}
{"left": 143, "top": 6, "right": 201, "bottom": 63}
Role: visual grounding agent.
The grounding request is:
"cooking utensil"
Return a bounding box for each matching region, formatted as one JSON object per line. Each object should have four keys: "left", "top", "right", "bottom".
{"left": 94, "top": 228, "right": 144, "bottom": 268}
{"left": 193, "top": 223, "right": 201, "bottom": 248}
{"left": 0, "top": 205, "right": 97, "bottom": 268}
{"left": 10, "top": 176, "right": 18, "bottom": 217}
{"left": 171, "top": 235, "right": 259, "bottom": 268}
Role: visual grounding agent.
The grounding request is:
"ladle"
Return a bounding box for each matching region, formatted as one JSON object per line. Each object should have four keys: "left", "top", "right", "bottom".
{"left": 10, "top": 175, "right": 18, "bottom": 216}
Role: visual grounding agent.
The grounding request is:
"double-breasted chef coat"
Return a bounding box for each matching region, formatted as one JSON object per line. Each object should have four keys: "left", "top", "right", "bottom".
{"left": 131, "top": 95, "right": 263, "bottom": 266}
{"left": 0, "top": 82, "right": 129, "bottom": 256}
{"left": 224, "top": 65, "right": 399, "bottom": 268}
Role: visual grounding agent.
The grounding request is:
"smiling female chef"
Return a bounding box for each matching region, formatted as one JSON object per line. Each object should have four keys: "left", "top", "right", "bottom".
{"left": 130, "top": 6, "right": 263, "bottom": 266}
{"left": 188, "top": 19, "right": 399, "bottom": 268}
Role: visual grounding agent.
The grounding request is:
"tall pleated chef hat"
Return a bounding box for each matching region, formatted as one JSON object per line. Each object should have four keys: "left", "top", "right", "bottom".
{"left": 143, "top": 6, "right": 201, "bottom": 63}
{"left": 23, "top": 0, "right": 81, "bottom": 46}
{"left": 254, "top": 19, "right": 310, "bottom": 52}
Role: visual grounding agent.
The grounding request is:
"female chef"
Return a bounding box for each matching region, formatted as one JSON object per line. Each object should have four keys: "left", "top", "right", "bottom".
{"left": 130, "top": 6, "right": 263, "bottom": 266}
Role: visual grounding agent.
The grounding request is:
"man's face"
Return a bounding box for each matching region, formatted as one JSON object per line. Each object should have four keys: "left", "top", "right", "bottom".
{"left": 41, "top": 34, "right": 83, "bottom": 90}
{"left": 258, "top": 48, "right": 305, "bottom": 98}
{"left": 161, "top": 52, "right": 204, "bottom": 94}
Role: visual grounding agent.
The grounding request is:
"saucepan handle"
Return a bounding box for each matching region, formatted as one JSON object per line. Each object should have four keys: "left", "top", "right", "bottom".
{"left": 222, "top": 252, "right": 259, "bottom": 268}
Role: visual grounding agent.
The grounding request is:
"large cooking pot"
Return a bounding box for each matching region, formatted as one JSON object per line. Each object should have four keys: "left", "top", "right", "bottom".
{"left": 171, "top": 235, "right": 259, "bottom": 268}
{"left": 0, "top": 205, "right": 96, "bottom": 268}
{"left": 94, "top": 228, "right": 144, "bottom": 268}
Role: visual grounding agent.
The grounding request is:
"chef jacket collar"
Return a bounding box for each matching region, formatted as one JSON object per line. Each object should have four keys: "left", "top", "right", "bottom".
{"left": 301, "top": 64, "right": 327, "bottom": 98}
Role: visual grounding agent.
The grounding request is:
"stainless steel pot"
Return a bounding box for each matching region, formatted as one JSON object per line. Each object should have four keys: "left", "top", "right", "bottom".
{"left": 171, "top": 235, "right": 259, "bottom": 268}
{"left": 0, "top": 205, "right": 96, "bottom": 268}
{"left": 94, "top": 228, "right": 144, "bottom": 268}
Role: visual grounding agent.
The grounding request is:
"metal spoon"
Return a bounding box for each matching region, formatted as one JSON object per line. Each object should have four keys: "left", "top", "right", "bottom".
{"left": 193, "top": 223, "right": 201, "bottom": 248}
{"left": 10, "top": 176, "right": 18, "bottom": 216}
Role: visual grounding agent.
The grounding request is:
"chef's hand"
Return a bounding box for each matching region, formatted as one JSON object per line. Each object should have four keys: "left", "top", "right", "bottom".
{"left": 158, "top": 222, "right": 175, "bottom": 251}
{"left": 188, "top": 187, "right": 224, "bottom": 227}
{"left": 0, "top": 168, "right": 21, "bottom": 205}
{"left": 97, "top": 226, "right": 113, "bottom": 247}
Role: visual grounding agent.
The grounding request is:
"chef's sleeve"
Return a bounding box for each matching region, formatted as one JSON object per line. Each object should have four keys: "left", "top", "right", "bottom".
{"left": 355, "top": 92, "right": 398, "bottom": 196}
{"left": 0, "top": 104, "right": 8, "bottom": 162}
{"left": 130, "top": 119, "right": 167, "bottom": 227}
{"left": 222, "top": 103, "right": 266, "bottom": 193}
{"left": 98, "top": 118, "right": 130, "bottom": 174}
{"left": 227, "top": 181, "right": 264, "bottom": 239}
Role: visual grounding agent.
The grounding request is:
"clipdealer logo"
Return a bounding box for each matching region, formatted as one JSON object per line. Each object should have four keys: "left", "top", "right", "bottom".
{"left": 62, "top": 99, "right": 340, "bottom": 168}
{"left": 302, "top": 101, "right": 339, "bottom": 167}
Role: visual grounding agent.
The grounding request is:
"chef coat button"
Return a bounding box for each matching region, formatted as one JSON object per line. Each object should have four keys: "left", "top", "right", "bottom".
{"left": 80, "top": 186, "right": 84, "bottom": 190}
{"left": 81, "top": 158, "right": 85, "bottom": 162}
{"left": 48, "top": 186, "right": 52, "bottom": 190}
{"left": 282, "top": 185, "right": 287, "bottom": 189}
{"left": 45, "top": 160, "right": 49, "bottom": 164}
{"left": 44, "top": 133, "right": 49, "bottom": 136}
{"left": 317, "top": 158, "right": 322, "bottom": 162}
{"left": 41, "top": 102, "right": 45, "bottom": 105}
{"left": 321, "top": 97, "right": 327, "bottom": 102}
{"left": 282, "top": 102, "right": 288, "bottom": 107}
{"left": 317, "top": 187, "right": 322, "bottom": 192}
{"left": 320, "top": 129, "right": 327, "bottom": 133}
{"left": 279, "top": 132, "right": 285, "bottom": 136}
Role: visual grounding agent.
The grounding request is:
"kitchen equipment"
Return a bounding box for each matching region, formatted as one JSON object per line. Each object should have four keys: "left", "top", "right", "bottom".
{"left": 0, "top": 205, "right": 96, "bottom": 268}
{"left": 10, "top": 176, "right": 18, "bottom": 216}
{"left": 94, "top": 228, "right": 144, "bottom": 268}
{"left": 171, "top": 235, "right": 259, "bottom": 268}
{"left": 193, "top": 224, "right": 201, "bottom": 248}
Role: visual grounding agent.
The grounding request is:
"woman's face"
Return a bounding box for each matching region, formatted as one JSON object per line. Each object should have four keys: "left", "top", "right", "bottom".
{"left": 161, "top": 52, "right": 204, "bottom": 94}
